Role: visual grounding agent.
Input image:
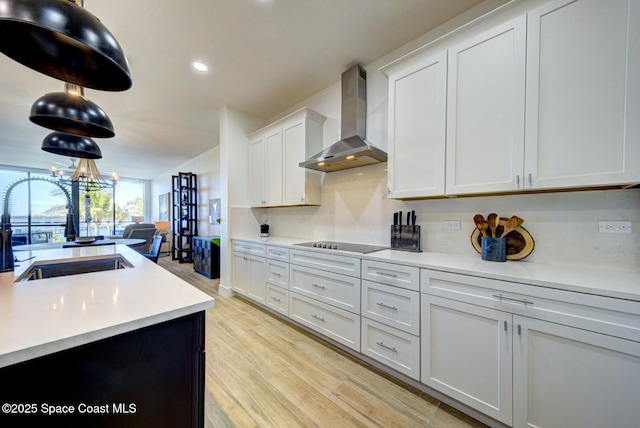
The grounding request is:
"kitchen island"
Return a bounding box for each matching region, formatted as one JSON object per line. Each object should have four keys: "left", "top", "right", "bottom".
{"left": 0, "top": 245, "right": 214, "bottom": 427}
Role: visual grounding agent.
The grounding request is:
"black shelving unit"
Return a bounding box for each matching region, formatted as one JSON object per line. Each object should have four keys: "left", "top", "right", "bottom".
{"left": 172, "top": 172, "right": 198, "bottom": 263}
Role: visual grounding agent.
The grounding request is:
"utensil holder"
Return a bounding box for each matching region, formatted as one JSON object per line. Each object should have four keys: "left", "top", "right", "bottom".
{"left": 390, "top": 225, "right": 421, "bottom": 252}
{"left": 481, "top": 237, "right": 506, "bottom": 262}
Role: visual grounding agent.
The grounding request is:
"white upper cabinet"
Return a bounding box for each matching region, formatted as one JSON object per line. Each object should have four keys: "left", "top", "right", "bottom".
{"left": 386, "top": 50, "right": 447, "bottom": 198}
{"left": 445, "top": 16, "right": 527, "bottom": 195}
{"left": 249, "top": 108, "right": 325, "bottom": 208}
{"left": 524, "top": 0, "right": 640, "bottom": 189}
{"left": 250, "top": 135, "right": 266, "bottom": 207}
{"left": 385, "top": 0, "right": 639, "bottom": 199}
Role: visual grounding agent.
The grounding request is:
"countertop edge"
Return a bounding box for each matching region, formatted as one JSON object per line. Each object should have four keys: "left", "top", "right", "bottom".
{"left": 0, "top": 300, "right": 213, "bottom": 369}
{"left": 231, "top": 236, "right": 640, "bottom": 302}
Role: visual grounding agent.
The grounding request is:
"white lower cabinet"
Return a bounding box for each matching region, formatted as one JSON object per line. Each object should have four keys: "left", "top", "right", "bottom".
{"left": 361, "top": 280, "right": 420, "bottom": 335}
{"left": 421, "top": 268, "right": 640, "bottom": 427}
{"left": 421, "top": 294, "right": 513, "bottom": 425}
{"left": 361, "top": 317, "right": 420, "bottom": 381}
{"left": 232, "top": 253, "right": 266, "bottom": 304}
{"left": 266, "top": 283, "right": 289, "bottom": 317}
{"left": 289, "top": 264, "right": 360, "bottom": 314}
{"left": 289, "top": 292, "right": 360, "bottom": 351}
{"left": 232, "top": 240, "right": 266, "bottom": 304}
{"left": 513, "top": 316, "right": 640, "bottom": 428}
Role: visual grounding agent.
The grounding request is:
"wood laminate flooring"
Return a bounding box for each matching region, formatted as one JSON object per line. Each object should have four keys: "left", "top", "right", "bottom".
{"left": 158, "top": 256, "right": 488, "bottom": 428}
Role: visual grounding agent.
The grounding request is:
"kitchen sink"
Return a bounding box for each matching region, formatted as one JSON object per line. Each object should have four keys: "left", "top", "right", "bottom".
{"left": 15, "top": 255, "right": 133, "bottom": 282}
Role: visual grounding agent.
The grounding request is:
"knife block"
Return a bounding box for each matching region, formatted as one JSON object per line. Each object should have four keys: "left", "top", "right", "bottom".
{"left": 390, "top": 225, "right": 421, "bottom": 252}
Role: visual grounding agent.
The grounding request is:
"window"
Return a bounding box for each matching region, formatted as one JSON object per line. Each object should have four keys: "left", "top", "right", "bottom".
{"left": 0, "top": 167, "right": 147, "bottom": 244}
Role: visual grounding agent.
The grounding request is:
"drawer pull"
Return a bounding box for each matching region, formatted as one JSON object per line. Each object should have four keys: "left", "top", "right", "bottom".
{"left": 272, "top": 251, "right": 283, "bottom": 256}
{"left": 376, "top": 302, "right": 398, "bottom": 311}
{"left": 504, "top": 320, "right": 508, "bottom": 332}
{"left": 271, "top": 296, "right": 281, "bottom": 303}
{"left": 311, "top": 283, "right": 325, "bottom": 290}
{"left": 376, "top": 341, "right": 397, "bottom": 353}
{"left": 376, "top": 271, "right": 398, "bottom": 278}
{"left": 492, "top": 294, "right": 534, "bottom": 305}
{"left": 272, "top": 272, "right": 282, "bottom": 276}
{"left": 312, "top": 314, "right": 325, "bottom": 322}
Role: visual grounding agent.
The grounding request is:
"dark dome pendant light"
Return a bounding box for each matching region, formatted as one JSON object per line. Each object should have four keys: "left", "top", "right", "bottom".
{"left": 41, "top": 132, "right": 102, "bottom": 159}
{"left": 0, "top": 0, "right": 132, "bottom": 91}
{"left": 30, "top": 82, "right": 115, "bottom": 138}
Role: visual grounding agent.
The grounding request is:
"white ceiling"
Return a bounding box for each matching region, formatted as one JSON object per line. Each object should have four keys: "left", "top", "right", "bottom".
{"left": 0, "top": 0, "right": 487, "bottom": 180}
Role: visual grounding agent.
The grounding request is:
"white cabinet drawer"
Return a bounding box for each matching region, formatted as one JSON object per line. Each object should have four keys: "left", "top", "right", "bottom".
{"left": 290, "top": 249, "right": 360, "bottom": 277}
{"left": 266, "top": 259, "right": 289, "bottom": 289}
{"left": 361, "top": 318, "right": 420, "bottom": 381}
{"left": 421, "top": 269, "right": 640, "bottom": 342}
{"left": 290, "top": 264, "right": 360, "bottom": 314}
{"left": 232, "top": 240, "right": 266, "bottom": 257}
{"left": 362, "top": 259, "right": 420, "bottom": 291}
{"left": 361, "top": 280, "right": 420, "bottom": 335}
{"left": 267, "top": 245, "right": 289, "bottom": 262}
{"left": 289, "top": 292, "right": 360, "bottom": 351}
{"left": 266, "top": 284, "right": 289, "bottom": 316}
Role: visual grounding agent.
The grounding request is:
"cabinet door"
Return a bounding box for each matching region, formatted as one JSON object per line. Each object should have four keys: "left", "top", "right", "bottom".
{"left": 513, "top": 316, "right": 640, "bottom": 428}
{"left": 264, "top": 128, "right": 283, "bottom": 206}
{"left": 446, "top": 16, "right": 526, "bottom": 195}
{"left": 282, "top": 118, "right": 306, "bottom": 205}
{"left": 232, "top": 252, "right": 249, "bottom": 296}
{"left": 525, "top": 0, "right": 640, "bottom": 189}
{"left": 387, "top": 50, "right": 446, "bottom": 198}
{"left": 248, "top": 256, "right": 266, "bottom": 304}
{"left": 249, "top": 135, "right": 266, "bottom": 206}
{"left": 422, "top": 294, "right": 513, "bottom": 425}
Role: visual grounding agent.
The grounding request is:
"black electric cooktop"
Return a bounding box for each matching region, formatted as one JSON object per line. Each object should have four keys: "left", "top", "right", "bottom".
{"left": 293, "top": 241, "right": 388, "bottom": 254}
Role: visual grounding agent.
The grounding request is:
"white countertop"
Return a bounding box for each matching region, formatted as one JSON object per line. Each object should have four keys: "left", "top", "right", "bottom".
{"left": 233, "top": 236, "right": 640, "bottom": 302}
{"left": 0, "top": 245, "right": 214, "bottom": 368}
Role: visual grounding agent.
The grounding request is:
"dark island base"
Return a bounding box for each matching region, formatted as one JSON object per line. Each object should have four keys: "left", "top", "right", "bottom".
{"left": 0, "top": 312, "right": 205, "bottom": 428}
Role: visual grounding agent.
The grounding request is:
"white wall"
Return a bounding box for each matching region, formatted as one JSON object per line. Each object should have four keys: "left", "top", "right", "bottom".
{"left": 150, "top": 147, "right": 221, "bottom": 237}
{"left": 219, "top": 107, "right": 265, "bottom": 296}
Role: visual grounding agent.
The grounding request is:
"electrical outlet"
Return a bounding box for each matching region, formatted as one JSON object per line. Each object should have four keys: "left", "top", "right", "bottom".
{"left": 598, "top": 221, "right": 632, "bottom": 234}
{"left": 444, "top": 220, "right": 461, "bottom": 230}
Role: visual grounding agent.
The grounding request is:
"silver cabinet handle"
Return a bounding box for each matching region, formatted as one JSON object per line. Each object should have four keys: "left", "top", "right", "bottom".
{"left": 376, "top": 271, "right": 398, "bottom": 278}
{"left": 271, "top": 272, "right": 281, "bottom": 276}
{"left": 376, "top": 302, "right": 398, "bottom": 311}
{"left": 312, "top": 314, "right": 325, "bottom": 322}
{"left": 504, "top": 320, "right": 508, "bottom": 332}
{"left": 528, "top": 173, "right": 532, "bottom": 185}
{"left": 492, "top": 294, "right": 534, "bottom": 305}
{"left": 376, "top": 341, "right": 397, "bottom": 352}
{"left": 311, "top": 283, "right": 325, "bottom": 289}
{"left": 518, "top": 324, "right": 522, "bottom": 336}
{"left": 300, "top": 196, "right": 304, "bottom": 202}
{"left": 516, "top": 174, "right": 520, "bottom": 186}
{"left": 271, "top": 296, "right": 281, "bottom": 302}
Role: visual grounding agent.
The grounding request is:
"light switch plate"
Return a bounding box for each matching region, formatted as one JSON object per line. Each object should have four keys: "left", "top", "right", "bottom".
{"left": 445, "top": 220, "right": 461, "bottom": 230}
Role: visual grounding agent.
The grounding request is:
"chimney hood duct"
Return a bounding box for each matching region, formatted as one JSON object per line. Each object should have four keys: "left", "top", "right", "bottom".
{"left": 299, "top": 64, "right": 387, "bottom": 172}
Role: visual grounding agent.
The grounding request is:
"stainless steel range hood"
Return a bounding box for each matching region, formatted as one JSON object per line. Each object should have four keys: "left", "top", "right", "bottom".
{"left": 299, "top": 64, "right": 387, "bottom": 172}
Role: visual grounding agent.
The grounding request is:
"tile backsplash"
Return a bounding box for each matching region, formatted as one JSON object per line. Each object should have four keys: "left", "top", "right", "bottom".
{"left": 231, "top": 163, "right": 639, "bottom": 272}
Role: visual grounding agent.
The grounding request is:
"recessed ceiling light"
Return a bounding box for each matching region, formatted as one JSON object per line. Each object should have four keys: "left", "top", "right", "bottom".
{"left": 193, "top": 61, "right": 208, "bottom": 72}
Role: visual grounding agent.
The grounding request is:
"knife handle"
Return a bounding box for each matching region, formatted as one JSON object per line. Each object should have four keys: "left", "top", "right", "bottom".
{"left": 407, "top": 212, "right": 411, "bottom": 226}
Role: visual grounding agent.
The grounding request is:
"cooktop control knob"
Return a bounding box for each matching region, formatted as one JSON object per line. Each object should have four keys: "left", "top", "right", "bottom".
{"left": 332, "top": 245, "right": 338, "bottom": 250}
{"left": 321, "top": 243, "right": 327, "bottom": 248}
